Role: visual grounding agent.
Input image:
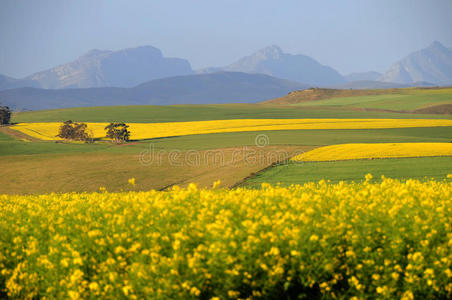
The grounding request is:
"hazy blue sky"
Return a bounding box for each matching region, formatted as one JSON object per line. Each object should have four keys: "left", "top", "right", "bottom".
{"left": 1, "top": 0, "right": 451, "bottom": 78}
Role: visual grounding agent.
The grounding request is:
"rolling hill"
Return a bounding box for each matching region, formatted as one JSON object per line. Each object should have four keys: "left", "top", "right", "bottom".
{"left": 331, "top": 80, "right": 435, "bottom": 90}
{"left": 0, "top": 72, "right": 309, "bottom": 111}
{"left": 262, "top": 87, "right": 452, "bottom": 113}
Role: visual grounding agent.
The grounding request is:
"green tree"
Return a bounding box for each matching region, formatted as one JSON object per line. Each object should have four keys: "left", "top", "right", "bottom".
{"left": 57, "top": 120, "right": 91, "bottom": 141}
{"left": 105, "top": 122, "right": 130, "bottom": 144}
{"left": 0, "top": 106, "right": 11, "bottom": 125}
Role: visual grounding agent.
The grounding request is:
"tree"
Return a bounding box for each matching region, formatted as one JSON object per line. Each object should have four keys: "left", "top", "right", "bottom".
{"left": 57, "top": 120, "right": 91, "bottom": 141}
{"left": 105, "top": 122, "right": 130, "bottom": 144}
{"left": 0, "top": 106, "right": 11, "bottom": 125}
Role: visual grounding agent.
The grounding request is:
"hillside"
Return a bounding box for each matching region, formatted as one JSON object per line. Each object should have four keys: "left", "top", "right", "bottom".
{"left": 1, "top": 72, "right": 308, "bottom": 111}
{"left": 263, "top": 88, "right": 401, "bottom": 105}
{"left": 331, "top": 80, "right": 435, "bottom": 90}
{"left": 262, "top": 87, "right": 452, "bottom": 113}
{"left": 198, "top": 45, "right": 346, "bottom": 86}
{"left": 26, "top": 46, "right": 194, "bottom": 89}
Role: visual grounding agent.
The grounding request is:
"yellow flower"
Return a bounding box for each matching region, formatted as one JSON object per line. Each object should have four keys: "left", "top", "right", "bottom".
{"left": 309, "top": 234, "right": 319, "bottom": 242}
{"left": 190, "top": 287, "right": 201, "bottom": 296}
{"left": 89, "top": 282, "right": 99, "bottom": 291}
{"left": 228, "top": 290, "right": 240, "bottom": 298}
{"left": 122, "top": 285, "right": 133, "bottom": 296}
{"left": 68, "top": 291, "right": 80, "bottom": 300}
{"left": 401, "top": 290, "right": 414, "bottom": 300}
{"left": 128, "top": 178, "right": 136, "bottom": 187}
{"left": 212, "top": 180, "right": 221, "bottom": 189}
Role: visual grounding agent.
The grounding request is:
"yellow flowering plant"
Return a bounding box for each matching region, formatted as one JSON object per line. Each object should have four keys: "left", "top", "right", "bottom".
{"left": 0, "top": 177, "right": 451, "bottom": 299}
{"left": 11, "top": 118, "right": 452, "bottom": 141}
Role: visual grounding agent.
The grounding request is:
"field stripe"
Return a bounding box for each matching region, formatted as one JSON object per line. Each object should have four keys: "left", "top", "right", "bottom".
{"left": 11, "top": 119, "right": 452, "bottom": 141}
{"left": 291, "top": 143, "right": 452, "bottom": 162}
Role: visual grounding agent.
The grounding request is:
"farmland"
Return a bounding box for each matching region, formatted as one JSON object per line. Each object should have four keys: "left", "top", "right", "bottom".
{"left": 265, "top": 87, "right": 452, "bottom": 112}
{"left": 291, "top": 143, "right": 452, "bottom": 162}
{"left": 1, "top": 87, "right": 452, "bottom": 299}
{"left": 11, "top": 118, "right": 452, "bottom": 141}
{"left": 1, "top": 87, "right": 452, "bottom": 193}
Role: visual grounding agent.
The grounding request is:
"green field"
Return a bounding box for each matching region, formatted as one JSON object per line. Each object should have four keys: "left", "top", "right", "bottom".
{"left": 12, "top": 102, "right": 452, "bottom": 124}
{"left": 242, "top": 157, "right": 452, "bottom": 187}
{"left": 295, "top": 93, "right": 452, "bottom": 110}
{"left": 292, "top": 88, "right": 452, "bottom": 111}
{"left": 2, "top": 88, "right": 452, "bottom": 194}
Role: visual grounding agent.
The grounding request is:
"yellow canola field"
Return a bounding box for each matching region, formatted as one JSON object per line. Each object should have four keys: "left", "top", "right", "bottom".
{"left": 1, "top": 178, "right": 451, "bottom": 299}
{"left": 11, "top": 118, "right": 452, "bottom": 141}
{"left": 291, "top": 143, "right": 452, "bottom": 162}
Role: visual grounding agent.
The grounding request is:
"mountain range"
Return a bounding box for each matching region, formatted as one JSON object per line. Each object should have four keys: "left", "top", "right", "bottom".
{"left": 0, "top": 42, "right": 451, "bottom": 110}
{"left": 198, "top": 45, "right": 346, "bottom": 86}
{"left": 25, "top": 46, "right": 194, "bottom": 89}
{"left": 0, "top": 72, "right": 308, "bottom": 111}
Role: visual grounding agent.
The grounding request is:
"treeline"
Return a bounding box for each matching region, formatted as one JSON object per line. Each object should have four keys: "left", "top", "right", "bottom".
{"left": 57, "top": 121, "right": 130, "bottom": 144}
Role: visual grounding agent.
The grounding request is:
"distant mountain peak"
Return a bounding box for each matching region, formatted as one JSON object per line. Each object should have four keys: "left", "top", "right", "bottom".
{"left": 26, "top": 45, "right": 193, "bottom": 89}
{"left": 81, "top": 49, "right": 111, "bottom": 58}
{"left": 429, "top": 40, "right": 446, "bottom": 49}
{"left": 199, "top": 45, "right": 345, "bottom": 86}
{"left": 256, "top": 45, "right": 284, "bottom": 59}
{"left": 380, "top": 41, "right": 452, "bottom": 85}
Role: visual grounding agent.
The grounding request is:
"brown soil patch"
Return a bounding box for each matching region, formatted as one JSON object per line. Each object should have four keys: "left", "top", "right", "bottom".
{"left": 413, "top": 104, "right": 452, "bottom": 115}
{"left": 0, "top": 145, "right": 315, "bottom": 195}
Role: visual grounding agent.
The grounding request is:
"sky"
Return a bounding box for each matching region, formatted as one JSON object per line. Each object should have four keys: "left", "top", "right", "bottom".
{"left": 1, "top": 0, "right": 451, "bottom": 78}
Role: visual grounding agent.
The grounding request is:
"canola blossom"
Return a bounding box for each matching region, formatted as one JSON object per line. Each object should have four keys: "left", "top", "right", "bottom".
{"left": 1, "top": 178, "right": 451, "bottom": 299}
{"left": 291, "top": 143, "right": 452, "bottom": 162}
{"left": 11, "top": 118, "right": 452, "bottom": 141}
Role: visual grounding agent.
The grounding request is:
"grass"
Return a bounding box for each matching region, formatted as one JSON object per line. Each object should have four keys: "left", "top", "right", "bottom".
{"left": 0, "top": 145, "right": 310, "bottom": 194}
{"left": 0, "top": 130, "right": 13, "bottom": 141}
{"left": 12, "top": 103, "right": 452, "bottom": 123}
{"left": 242, "top": 157, "right": 452, "bottom": 187}
{"left": 295, "top": 93, "right": 452, "bottom": 111}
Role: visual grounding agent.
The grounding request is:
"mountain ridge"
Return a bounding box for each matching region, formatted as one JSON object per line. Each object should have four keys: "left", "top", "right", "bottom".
{"left": 380, "top": 41, "right": 452, "bottom": 85}
{"left": 25, "top": 45, "right": 194, "bottom": 89}
{"left": 198, "top": 45, "right": 346, "bottom": 86}
{"left": 0, "top": 72, "right": 309, "bottom": 111}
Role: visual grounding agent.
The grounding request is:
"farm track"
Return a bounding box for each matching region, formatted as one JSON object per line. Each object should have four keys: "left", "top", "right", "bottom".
{"left": 0, "top": 125, "right": 40, "bottom": 141}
